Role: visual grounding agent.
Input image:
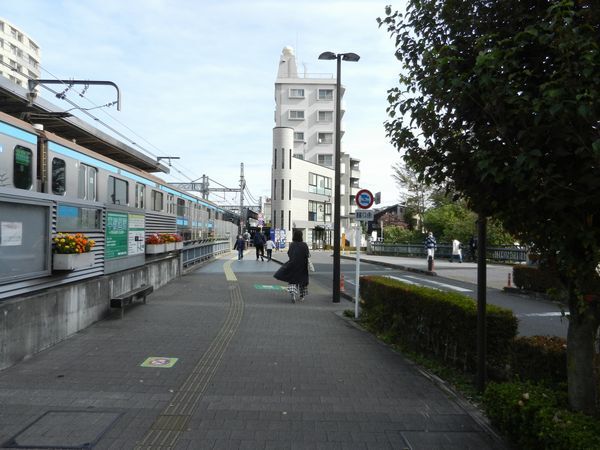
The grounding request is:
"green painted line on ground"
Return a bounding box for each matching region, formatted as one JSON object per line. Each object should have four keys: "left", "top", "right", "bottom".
{"left": 254, "top": 284, "right": 286, "bottom": 291}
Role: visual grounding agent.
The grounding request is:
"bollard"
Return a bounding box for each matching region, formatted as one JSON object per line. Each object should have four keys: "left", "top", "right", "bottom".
{"left": 340, "top": 274, "right": 345, "bottom": 291}
{"left": 427, "top": 256, "right": 434, "bottom": 272}
{"left": 507, "top": 272, "right": 512, "bottom": 288}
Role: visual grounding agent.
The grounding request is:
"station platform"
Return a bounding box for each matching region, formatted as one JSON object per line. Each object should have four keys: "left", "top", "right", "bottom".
{"left": 0, "top": 251, "right": 507, "bottom": 449}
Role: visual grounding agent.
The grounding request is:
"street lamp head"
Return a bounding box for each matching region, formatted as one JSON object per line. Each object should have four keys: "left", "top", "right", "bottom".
{"left": 318, "top": 51, "right": 337, "bottom": 60}
{"left": 342, "top": 52, "right": 360, "bottom": 62}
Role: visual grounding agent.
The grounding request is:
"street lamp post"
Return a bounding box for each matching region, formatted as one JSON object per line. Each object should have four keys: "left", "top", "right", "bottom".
{"left": 318, "top": 51, "right": 360, "bottom": 303}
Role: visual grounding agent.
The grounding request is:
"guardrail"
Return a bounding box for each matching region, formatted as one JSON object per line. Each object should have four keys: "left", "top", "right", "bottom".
{"left": 368, "top": 242, "right": 527, "bottom": 263}
{"left": 181, "top": 239, "right": 230, "bottom": 269}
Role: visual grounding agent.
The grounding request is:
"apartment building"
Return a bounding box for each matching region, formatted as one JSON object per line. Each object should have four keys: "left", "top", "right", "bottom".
{"left": 0, "top": 18, "right": 40, "bottom": 88}
{"left": 271, "top": 46, "right": 360, "bottom": 248}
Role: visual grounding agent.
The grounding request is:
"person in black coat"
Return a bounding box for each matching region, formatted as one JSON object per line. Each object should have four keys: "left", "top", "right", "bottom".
{"left": 253, "top": 232, "right": 266, "bottom": 261}
{"left": 233, "top": 235, "right": 245, "bottom": 260}
{"left": 273, "top": 230, "right": 310, "bottom": 303}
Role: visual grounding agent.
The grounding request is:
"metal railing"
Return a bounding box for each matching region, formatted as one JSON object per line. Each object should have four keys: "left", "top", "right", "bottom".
{"left": 181, "top": 239, "right": 230, "bottom": 269}
{"left": 367, "top": 242, "right": 527, "bottom": 264}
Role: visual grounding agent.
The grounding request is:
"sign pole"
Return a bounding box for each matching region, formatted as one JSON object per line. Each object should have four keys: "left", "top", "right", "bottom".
{"left": 355, "top": 224, "right": 360, "bottom": 319}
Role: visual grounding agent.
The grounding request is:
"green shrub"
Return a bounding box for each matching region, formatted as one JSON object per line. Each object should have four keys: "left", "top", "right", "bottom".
{"left": 511, "top": 336, "right": 567, "bottom": 385}
{"left": 360, "top": 275, "right": 517, "bottom": 374}
{"left": 512, "top": 265, "right": 563, "bottom": 293}
{"left": 485, "top": 381, "right": 600, "bottom": 450}
{"left": 484, "top": 381, "right": 561, "bottom": 449}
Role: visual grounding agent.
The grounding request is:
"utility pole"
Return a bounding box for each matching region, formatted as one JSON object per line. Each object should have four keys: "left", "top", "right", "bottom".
{"left": 239, "top": 163, "right": 245, "bottom": 235}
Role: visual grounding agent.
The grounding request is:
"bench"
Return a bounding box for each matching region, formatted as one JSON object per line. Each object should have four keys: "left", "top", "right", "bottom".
{"left": 111, "top": 285, "right": 153, "bottom": 317}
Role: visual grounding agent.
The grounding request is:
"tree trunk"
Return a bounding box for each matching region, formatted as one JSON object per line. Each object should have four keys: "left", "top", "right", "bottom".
{"left": 567, "top": 305, "right": 599, "bottom": 413}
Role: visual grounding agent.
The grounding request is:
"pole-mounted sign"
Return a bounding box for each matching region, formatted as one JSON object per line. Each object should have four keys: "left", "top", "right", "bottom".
{"left": 356, "top": 189, "right": 374, "bottom": 209}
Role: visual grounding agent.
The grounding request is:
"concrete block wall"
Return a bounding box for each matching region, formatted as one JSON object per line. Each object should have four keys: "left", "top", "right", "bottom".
{"left": 0, "top": 256, "right": 181, "bottom": 371}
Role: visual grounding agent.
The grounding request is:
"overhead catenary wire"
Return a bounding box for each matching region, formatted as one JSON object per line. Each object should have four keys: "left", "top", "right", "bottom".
{"left": 25, "top": 64, "right": 258, "bottom": 200}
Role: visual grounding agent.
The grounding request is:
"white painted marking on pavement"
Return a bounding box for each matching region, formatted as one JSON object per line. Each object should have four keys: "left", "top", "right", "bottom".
{"left": 518, "top": 312, "right": 565, "bottom": 317}
{"left": 384, "top": 275, "right": 420, "bottom": 286}
{"left": 404, "top": 275, "right": 472, "bottom": 292}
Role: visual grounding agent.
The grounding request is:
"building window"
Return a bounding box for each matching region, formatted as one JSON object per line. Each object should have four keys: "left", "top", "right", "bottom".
{"left": 281, "top": 148, "right": 285, "bottom": 169}
{"left": 274, "top": 148, "right": 277, "bottom": 168}
{"left": 317, "top": 154, "right": 333, "bottom": 167}
{"left": 318, "top": 111, "right": 333, "bottom": 122}
{"left": 281, "top": 178, "right": 284, "bottom": 199}
{"left": 108, "top": 176, "right": 128, "bottom": 205}
{"left": 281, "top": 210, "right": 284, "bottom": 230}
{"left": 151, "top": 190, "right": 164, "bottom": 211}
{"left": 308, "top": 172, "right": 332, "bottom": 196}
{"left": 288, "top": 110, "right": 305, "bottom": 120}
{"left": 308, "top": 201, "right": 318, "bottom": 221}
{"left": 78, "top": 164, "right": 97, "bottom": 201}
{"left": 289, "top": 210, "right": 291, "bottom": 230}
{"left": 289, "top": 180, "right": 291, "bottom": 200}
{"left": 135, "top": 183, "right": 145, "bottom": 209}
{"left": 318, "top": 89, "right": 334, "bottom": 100}
{"left": 317, "top": 133, "right": 333, "bottom": 145}
{"left": 289, "top": 150, "right": 292, "bottom": 169}
{"left": 273, "top": 210, "right": 276, "bottom": 228}
{"left": 294, "top": 153, "right": 304, "bottom": 160}
{"left": 13, "top": 145, "right": 33, "bottom": 190}
{"left": 51, "top": 158, "right": 66, "bottom": 195}
{"left": 289, "top": 88, "right": 304, "bottom": 98}
{"left": 273, "top": 179, "right": 277, "bottom": 200}
{"left": 308, "top": 201, "right": 331, "bottom": 222}
{"left": 293, "top": 131, "right": 304, "bottom": 142}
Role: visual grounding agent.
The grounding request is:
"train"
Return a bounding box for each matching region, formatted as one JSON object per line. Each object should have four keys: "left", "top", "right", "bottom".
{"left": 0, "top": 110, "right": 238, "bottom": 295}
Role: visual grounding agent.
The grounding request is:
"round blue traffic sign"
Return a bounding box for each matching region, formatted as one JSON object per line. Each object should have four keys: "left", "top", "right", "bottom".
{"left": 356, "top": 189, "right": 374, "bottom": 209}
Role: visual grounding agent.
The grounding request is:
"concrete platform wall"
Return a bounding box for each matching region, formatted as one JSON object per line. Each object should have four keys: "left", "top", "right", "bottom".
{"left": 0, "top": 256, "right": 181, "bottom": 371}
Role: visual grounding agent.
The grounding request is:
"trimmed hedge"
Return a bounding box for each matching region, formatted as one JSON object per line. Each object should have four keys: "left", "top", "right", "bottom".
{"left": 484, "top": 381, "right": 600, "bottom": 450}
{"left": 512, "top": 265, "right": 562, "bottom": 293}
{"left": 360, "top": 275, "right": 518, "bottom": 374}
{"left": 511, "top": 336, "right": 567, "bottom": 385}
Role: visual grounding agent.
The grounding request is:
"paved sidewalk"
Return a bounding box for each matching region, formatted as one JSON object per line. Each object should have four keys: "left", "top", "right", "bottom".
{"left": 0, "top": 251, "right": 508, "bottom": 449}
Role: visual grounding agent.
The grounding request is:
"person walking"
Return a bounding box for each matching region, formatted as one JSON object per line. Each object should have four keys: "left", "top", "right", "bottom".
{"left": 451, "top": 238, "right": 463, "bottom": 263}
{"left": 469, "top": 236, "right": 477, "bottom": 262}
{"left": 273, "top": 230, "right": 310, "bottom": 303}
{"left": 253, "top": 232, "right": 266, "bottom": 261}
{"left": 424, "top": 231, "right": 437, "bottom": 270}
{"left": 265, "top": 237, "right": 274, "bottom": 261}
{"left": 233, "top": 235, "right": 245, "bottom": 260}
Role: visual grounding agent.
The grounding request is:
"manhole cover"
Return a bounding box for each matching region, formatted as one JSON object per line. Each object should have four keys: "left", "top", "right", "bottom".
{"left": 2, "top": 410, "right": 122, "bottom": 449}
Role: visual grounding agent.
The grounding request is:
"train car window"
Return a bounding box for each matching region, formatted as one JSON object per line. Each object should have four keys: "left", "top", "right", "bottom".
{"left": 51, "top": 158, "right": 66, "bottom": 195}
{"left": 108, "top": 176, "right": 128, "bottom": 205}
{"left": 13, "top": 145, "right": 33, "bottom": 189}
{"left": 151, "top": 190, "right": 163, "bottom": 211}
{"left": 135, "top": 183, "right": 145, "bottom": 209}
{"left": 177, "top": 198, "right": 185, "bottom": 216}
{"left": 78, "top": 164, "right": 97, "bottom": 201}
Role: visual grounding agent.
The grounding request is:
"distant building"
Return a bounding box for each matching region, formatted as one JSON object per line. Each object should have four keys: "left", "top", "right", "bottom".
{"left": 271, "top": 46, "right": 361, "bottom": 248}
{"left": 369, "top": 204, "right": 408, "bottom": 239}
{"left": 0, "top": 18, "right": 40, "bottom": 88}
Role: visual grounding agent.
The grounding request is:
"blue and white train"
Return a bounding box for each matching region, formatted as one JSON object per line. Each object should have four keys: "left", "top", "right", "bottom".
{"left": 0, "top": 111, "right": 238, "bottom": 294}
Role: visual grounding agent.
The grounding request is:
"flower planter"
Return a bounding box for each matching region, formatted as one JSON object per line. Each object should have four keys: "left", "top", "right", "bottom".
{"left": 53, "top": 252, "right": 95, "bottom": 271}
{"left": 165, "top": 242, "right": 176, "bottom": 252}
{"left": 175, "top": 242, "right": 183, "bottom": 250}
{"left": 145, "top": 244, "right": 166, "bottom": 254}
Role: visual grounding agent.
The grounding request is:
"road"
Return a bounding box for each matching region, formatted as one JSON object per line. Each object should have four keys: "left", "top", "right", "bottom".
{"left": 274, "top": 250, "right": 568, "bottom": 338}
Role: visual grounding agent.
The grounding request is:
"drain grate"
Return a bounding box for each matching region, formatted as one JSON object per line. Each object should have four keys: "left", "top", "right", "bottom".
{"left": 2, "top": 410, "right": 122, "bottom": 449}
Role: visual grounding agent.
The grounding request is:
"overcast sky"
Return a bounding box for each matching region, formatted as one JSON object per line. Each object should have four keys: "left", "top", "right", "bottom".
{"left": 3, "top": 1, "right": 406, "bottom": 207}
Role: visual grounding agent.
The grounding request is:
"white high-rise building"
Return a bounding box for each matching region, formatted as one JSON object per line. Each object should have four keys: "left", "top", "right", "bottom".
{"left": 0, "top": 18, "right": 41, "bottom": 88}
{"left": 272, "top": 47, "right": 361, "bottom": 249}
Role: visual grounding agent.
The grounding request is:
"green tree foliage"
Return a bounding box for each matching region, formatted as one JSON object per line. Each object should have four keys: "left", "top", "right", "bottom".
{"left": 383, "top": 225, "right": 422, "bottom": 243}
{"left": 378, "top": 0, "right": 600, "bottom": 413}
